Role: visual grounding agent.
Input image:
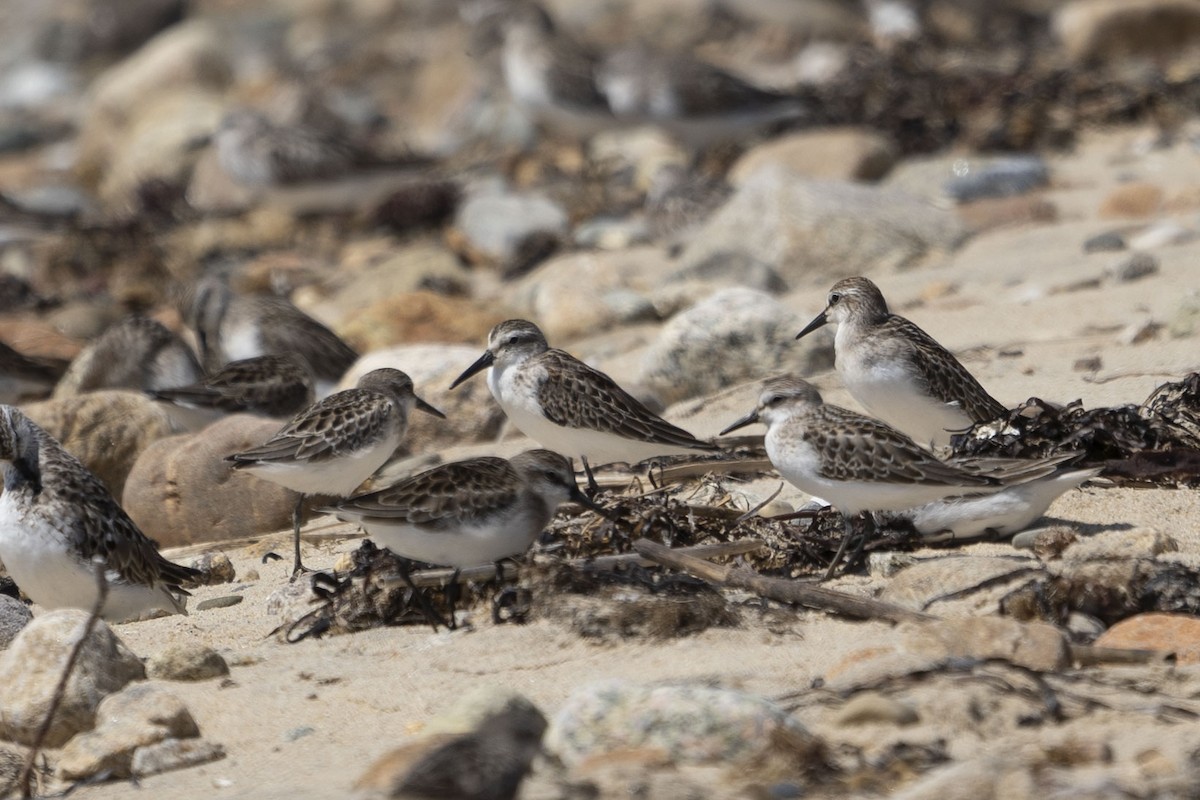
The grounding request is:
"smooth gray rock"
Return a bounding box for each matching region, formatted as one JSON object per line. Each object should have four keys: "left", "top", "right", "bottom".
{"left": 545, "top": 681, "right": 815, "bottom": 767}
{"left": 455, "top": 184, "right": 568, "bottom": 264}
{"left": 680, "top": 171, "right": 967, "bottom": 285}
{"left": 639, "top": 287, "right": 833, "bottom": 405}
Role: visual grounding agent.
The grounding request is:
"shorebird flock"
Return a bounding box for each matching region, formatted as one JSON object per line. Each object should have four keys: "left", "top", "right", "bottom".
{"left": 0, "top": 3, "right": 1108, "bottom": 623}
{"left": 0, "top": 269, "right": 1102, "bottom": 622}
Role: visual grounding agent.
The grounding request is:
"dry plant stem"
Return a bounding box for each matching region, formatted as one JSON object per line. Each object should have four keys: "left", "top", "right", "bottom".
{"left": 377, "top": 539, "right": 767, "bottom": 590}
{"left": 19, "top": 563, "right": 109, "bottom": 798}
{"left": 634, "top": 538, "right": 935, "bottom": 625}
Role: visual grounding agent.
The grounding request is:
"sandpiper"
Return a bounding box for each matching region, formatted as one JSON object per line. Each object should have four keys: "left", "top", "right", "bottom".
{"left": 354, "top": 697, "right": 546, "bottom": 800}
{"left": 54, "top": 315, "right": 204, "bottom": 399}
{"left": 151, "top": 354, "right": 315, "bottom": 431}
{"left": 185, "top": 278, "right": 358, "bottom": 397}
{"left": 213, "top": 108, "right": 379, "bottom": 188}
{"left": 332, "top": 449, "right": 603, "bottom": 569}
{"left": 597, "top": 43, "right": 808, "bottom": 150}
{"left": 0, "top": 406, "right": 199, "bottom": 621}
{"left": 450, "top": 319, "right": 718, "bottom": 490}
{"left": 494, "top": 3, "right": 616, "bottom": 139}
{"left": 226, "top": 369, "right": 444, "bottom": 577}
{"left": 721, "top": 376, "right": 1062, "bottom": 577}
{"left": 795, "top": 277, "right": 1008, "bottom": 449}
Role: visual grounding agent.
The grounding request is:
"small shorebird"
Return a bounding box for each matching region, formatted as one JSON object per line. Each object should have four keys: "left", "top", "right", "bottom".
{"left": 881, "top": 466, "right": 1100, "bottom": 542}
{"left": 354, "top": 697, "right": 546, "bottom": 800}
{"left": 212, "top": 108, "right": 427, "bottom": 188}
{"left": 331, "top": 449, "right": 603, "bottom": 569}
{"left": 151, "top": 354, "right": 315, "bottom": 431}
{"left": 54, "top": 315, "right": 204, "bottom": 399}
{"left": 597, "top": 44, "right": 808, "bottom": 150}
{"left": 0, "top": 406, "right": 199, "bottom": 621}
{"left": 494, "top": 4, "right": 616, "bottom": 139}
{"left": 185, "top": 278, "right": 358, "bottom": 397}
{"left": 492, "top": 2, "right": 805, "bottom": 147}
{"left": 450, "top": 319, "right": 718, "bottom": 490}
{"left": 722, "top": 376, "right": 1064, "bottom": 577}
{"left": 226, "top": 369, "right": 444, "bottom": 577}
{"left": 795, "top": 277, "right": 1007, "bottom": 449}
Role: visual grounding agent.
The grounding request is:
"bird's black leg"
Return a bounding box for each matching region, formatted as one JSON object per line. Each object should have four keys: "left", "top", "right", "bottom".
{"left": 823, "top": 513, "right": 858, "bottom": 581}
{"left": 396, "top": 558, "right": 447, "bottom": 632}
{"left": 289, "top": 493, "right": 310, "bottom": 581}
{"left": 580, "top": 456, "right": 601, "bottom": 496}
{"left": 445, "top": 568, "right": 462, "bottom": 630}
{"left": 844, "top": 513, "right": 875, "bottom": 575}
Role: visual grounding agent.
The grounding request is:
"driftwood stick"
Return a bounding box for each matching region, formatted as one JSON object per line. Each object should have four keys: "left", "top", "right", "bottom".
{"left": 633, "top": 538, "right": 935, "bottom": 625}
{"left": 1068, "top": 643, "right": 1171, "bottom": 667}
{"left": 377, "top": 538, "right": 767, "bottom": 590}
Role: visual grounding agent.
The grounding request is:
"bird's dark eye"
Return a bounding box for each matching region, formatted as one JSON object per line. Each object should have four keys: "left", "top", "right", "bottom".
{"left": 766, "top": 395, "right": 784, "bottom": 407}
{"left": 829, "top": 293, "right": 841, "bottom": 305}
{"left": 544, "top": 470, "right": 559, "bottom": 482}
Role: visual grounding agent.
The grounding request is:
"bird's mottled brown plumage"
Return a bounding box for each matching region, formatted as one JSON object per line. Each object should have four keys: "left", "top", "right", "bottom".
{"left": 0, "top": 407, "right": 198, "bottom": 613}
{"left": 533, "top": 348, "right": 717, "bottom": 450}
{"left": 152, "top": 354, "right": 314, "bottom": 417}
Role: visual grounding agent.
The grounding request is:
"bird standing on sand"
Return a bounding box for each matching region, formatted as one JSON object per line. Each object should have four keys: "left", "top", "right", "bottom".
{"left": 0, "top": 406, "right": 199, "bottom": 621}
{"left": 796, "top": 277, "right": 1008, "bottom": 448}
{"left": 451, "top": 319, "right": 718, "bottom": 491}
{"left": 226, "top": 369, "right": 444, "bottom": 578}
{"left": 332, "top": 449, "right": 604, "bottom": 569}
{"left": 722, "top": 376, "right": 1067, "bottom": 578}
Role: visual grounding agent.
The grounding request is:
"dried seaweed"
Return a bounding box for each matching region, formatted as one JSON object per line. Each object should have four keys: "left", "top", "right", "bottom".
{"left": 951, "top": 373, "right": 1200, "bottom": 487}
{"left": 278, "top": 476, "right": 890, "bottom": 638}
{"left": 1001, "top": 560, "right": 1200, "bottom": 629}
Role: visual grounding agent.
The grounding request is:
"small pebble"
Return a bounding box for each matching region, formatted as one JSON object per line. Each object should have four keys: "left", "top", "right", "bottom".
{"left": 832, "top": 692, "right": 919, "bottom": 727}
{"left": 146, "top": 644, "right": 230, "bottom": 682}
{"left": 1072, "top": 356, "right": 1102, "bottom": 372}
{"left": 1106, "top": 251, "right": 1158, "bottom": 283}
{"left": 285, "top": 726, "right": 315, "bottom": 742}
{"left": 196, "top": 595, "right": 244, "bottom": 611}
{"left": 1082, "top": 230, "right": 1126, "bottom": 253}
{"left": 1117, "top": 319, "right": 1161, "bottom": 345}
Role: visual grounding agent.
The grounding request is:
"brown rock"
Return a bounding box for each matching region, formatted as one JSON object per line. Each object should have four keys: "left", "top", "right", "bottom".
{"left": 121, "top": 415, "right": 298, "bottom": 548}
{"left": 1055, "top": 0, "right": 1200, "bottom": 63}
{"left": 1094, "top": 612, "right": 1200, "bottom": 663}
{"left": 0, "top": 316, "right": 82, "bottom": 362}
{"left": 338, "top": 291, "right": 505, "bottom": 352}
{"left": 76, "top": 20, "right": 232, "bottom": 189}
{"left": 729, "top": 128, "right": 897, "bottom": 185}
{"left": 958, "top": 196, "right": 1058, "bottom": 232}
{"left": 1098, "top": 182, "right": 1165, "bottom": 219}
{"left": 903, "top": 617, "right": 1070, "bottom": 672}
{"left": 23, "top": 390, "right": 176, "bottom": 498}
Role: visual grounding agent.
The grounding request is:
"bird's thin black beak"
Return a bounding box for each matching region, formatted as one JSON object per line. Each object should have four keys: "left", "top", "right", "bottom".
{"left": 795, "top": 309, "right": 828, "bottom": 340}
{"left": 415, "top": 396, "right": 446, "bottom": 419}
{"left": 449, "top": 350, "right": 494, "bottom": 390}
{"left": 719, "top": 409, "right": 761, "bottom": 436}
{"left": 568, "top": 485, "right": 617, "bottom": 520}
